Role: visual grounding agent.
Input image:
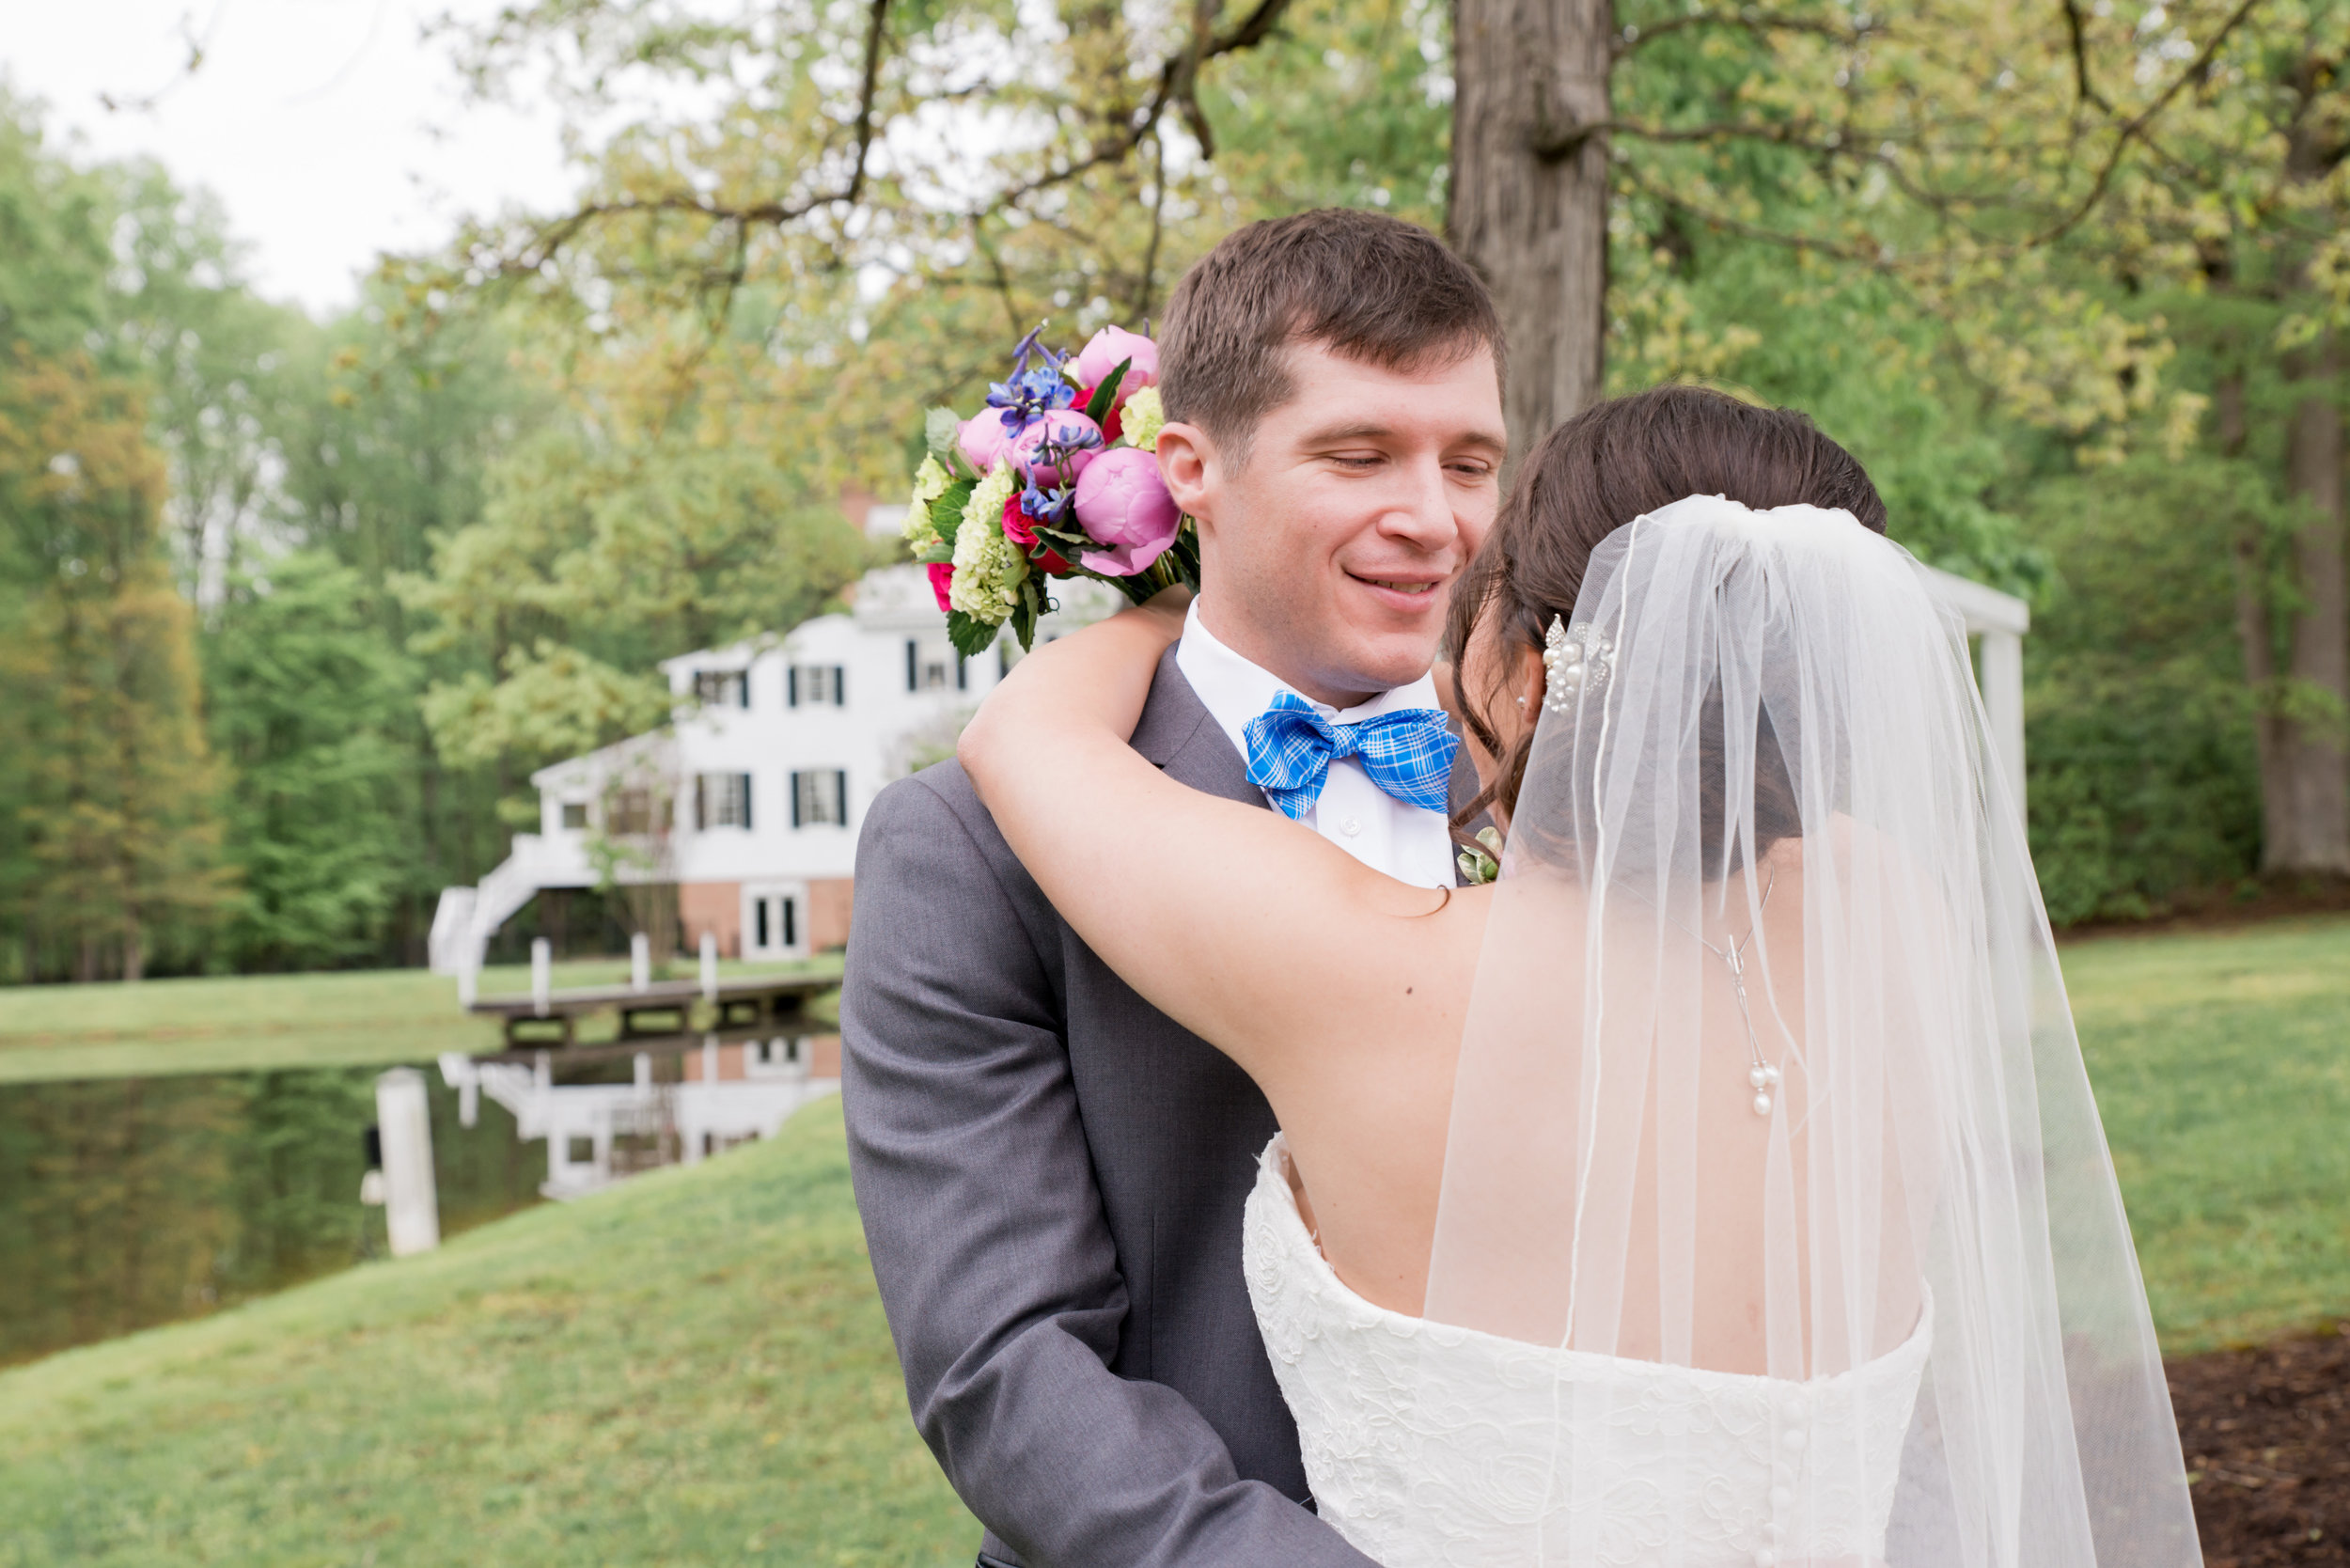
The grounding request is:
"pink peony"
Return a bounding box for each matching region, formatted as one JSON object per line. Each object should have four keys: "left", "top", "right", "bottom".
{"left": 926, "top": 561, "right": 954, "bottom": 611}
{"left": 1073, "top": 326, "right": 1158, "bottom": 404}
{"left": 1072, "top": 447, "right": 1182, "bottom": 577}
{"left": 1009, "top": 408, "right": 1104, "bottom": 487}
{"left": 958, "top": 413, "right": 1014, "bottom": 476}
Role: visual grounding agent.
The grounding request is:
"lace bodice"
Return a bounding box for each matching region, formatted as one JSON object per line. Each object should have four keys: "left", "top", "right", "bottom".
{"left": 1242, "top": 1138, "right": 1933, "bottom": 1568}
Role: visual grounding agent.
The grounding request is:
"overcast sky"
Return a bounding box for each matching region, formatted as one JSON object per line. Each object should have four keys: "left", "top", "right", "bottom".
{"left": 5, "top": 0, "right": 584, "bottom": 316}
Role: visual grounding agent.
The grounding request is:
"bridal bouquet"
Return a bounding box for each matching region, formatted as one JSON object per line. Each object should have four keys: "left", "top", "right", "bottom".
{"left": 901, "top": 322, "right": 1199, "bottom": 655}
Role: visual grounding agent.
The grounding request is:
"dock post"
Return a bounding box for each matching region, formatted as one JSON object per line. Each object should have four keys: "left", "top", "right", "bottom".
{"left": 456, "top": 951, "right": 478, "bottom": 1010}
{"left": 375, "top": 1068, "right": 441, "bottom": 1258}
{"left": 699, "top": 931, "right": 718, "bottom": 1007}
{"left": 631, "top": 931, "right": 650, "bottom": 993}
{"left": 532, "top": 938, "right": 552, "bottom": 1017}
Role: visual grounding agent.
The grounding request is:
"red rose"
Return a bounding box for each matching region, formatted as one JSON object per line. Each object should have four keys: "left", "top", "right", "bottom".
{"left": 1073, "top": 384, "right": 1124, "bottom": 444}
{"left": 1002, "top": 493, "right": 1041, "bottom": 547}
{"left": 926, "top": 561, "right": 954, "bottom": 611}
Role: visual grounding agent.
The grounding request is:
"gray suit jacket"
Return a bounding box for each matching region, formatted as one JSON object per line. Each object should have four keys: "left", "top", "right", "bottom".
{"left": 842, "top": 648, "right": 1463, "bottom": 1567}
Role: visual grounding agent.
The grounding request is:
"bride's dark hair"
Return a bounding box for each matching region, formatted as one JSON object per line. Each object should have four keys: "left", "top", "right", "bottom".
{"left": 1447, "top": 384, "right": 1888, "bottom": 839}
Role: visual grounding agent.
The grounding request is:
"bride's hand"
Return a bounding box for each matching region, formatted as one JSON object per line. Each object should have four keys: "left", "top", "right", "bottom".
{"left": 958, "top": 585, "right": 1192, "bottom": 808}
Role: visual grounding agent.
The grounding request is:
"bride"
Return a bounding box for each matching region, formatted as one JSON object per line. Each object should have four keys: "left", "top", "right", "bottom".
{"left": 957, "top": 386, "right": 2201, "bottom": 1568}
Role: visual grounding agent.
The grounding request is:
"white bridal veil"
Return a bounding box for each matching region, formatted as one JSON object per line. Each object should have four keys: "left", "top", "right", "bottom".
{"left": 1421, "top": 495, "right": 2201, "bottom": 1566}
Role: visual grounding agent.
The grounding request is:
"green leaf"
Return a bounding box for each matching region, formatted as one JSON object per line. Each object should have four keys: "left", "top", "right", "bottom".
{"left": 947, "top": 609, "right": 999, "bottom": 661}
{"left": 929, "top": 478, "right": 976, "bottom": 540}
{"left": 1081, "top": 359, "right": 1130, "bottom": 424}
{"left": 916, "top": 541, "right": 954, "bottom": 565}
{"left": 925, "top": 407, "right": 963, "bottom": 463}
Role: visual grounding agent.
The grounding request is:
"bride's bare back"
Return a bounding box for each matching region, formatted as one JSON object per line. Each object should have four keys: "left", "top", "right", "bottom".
{"left": 957, "top": 597, "right": 1904, "bottom": 1378}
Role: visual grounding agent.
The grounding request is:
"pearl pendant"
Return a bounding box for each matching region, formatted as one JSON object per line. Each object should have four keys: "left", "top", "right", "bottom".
{"left": 1753, "top": 1093, "right": 1774, "bottom": 1118}
{"left": 1748, "top": 1065, "right": 1769, "bottom": 1090}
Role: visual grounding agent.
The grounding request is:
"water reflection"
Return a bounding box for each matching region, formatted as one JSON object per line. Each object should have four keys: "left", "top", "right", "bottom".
{"left": 0, "top": 1068, "right": 540, "bottom": 1367}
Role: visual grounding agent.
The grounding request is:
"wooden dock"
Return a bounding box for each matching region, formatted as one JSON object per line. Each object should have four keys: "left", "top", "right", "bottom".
{"left": 467, "top": 971, "right": 837, "bottom": 1055}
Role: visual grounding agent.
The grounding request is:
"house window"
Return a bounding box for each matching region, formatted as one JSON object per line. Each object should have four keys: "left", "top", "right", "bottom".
{"left": 752, "top": 894, "right": 798, "bottom": 951}
{"left": 692, "top": 669, "right": 748, "bottom": 708}
{"left": 560, "top": 801, "right": 588, "bottom": 830}
{"left": 695, "top": 772, "right": 754, "bottom": 831}
{"left": 905, "top": 639, "right": 955, "bottom": 693}
{"left": 607, "top": 788, "right": 670, "bottom": 836}
{"left": 790, "top": 769, "right": 849, "bottom": 828}
{"left": 788, "top": 665, "right": 846, "bottom": 708}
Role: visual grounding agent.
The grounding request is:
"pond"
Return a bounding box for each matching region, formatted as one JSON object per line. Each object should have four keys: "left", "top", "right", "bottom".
{"left": 0, "top": 1067, "right": 542, "bottom": 1368}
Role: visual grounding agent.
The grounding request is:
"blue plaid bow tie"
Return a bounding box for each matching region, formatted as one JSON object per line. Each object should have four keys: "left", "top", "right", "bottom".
{"left": 1243, "top": 691, "right": 1460, "bottom": 821}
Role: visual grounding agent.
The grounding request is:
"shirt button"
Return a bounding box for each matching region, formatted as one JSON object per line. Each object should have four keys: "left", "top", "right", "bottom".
{"left": 1770, "top": 1485, "right": 1793, "bottom": 1509}
{"left": 1340, "top": 816, "right": 1363, "bottom": 838}
{"left": 1783, "top": 1428, "right": 1807, "bottom": 1452}
{"left": 1755, "top": 1551, "right": 1778, "bottom": 1568}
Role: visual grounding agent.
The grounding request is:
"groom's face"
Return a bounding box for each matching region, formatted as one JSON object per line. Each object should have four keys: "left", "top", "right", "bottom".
{"left": 1165, "top": 340, "right": 1506, "bottom": 708}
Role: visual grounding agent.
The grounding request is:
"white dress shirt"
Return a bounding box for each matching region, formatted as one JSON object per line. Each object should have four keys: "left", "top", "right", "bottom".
{"left": 1176, "top": 601, "right": 1458, "bottom": 889}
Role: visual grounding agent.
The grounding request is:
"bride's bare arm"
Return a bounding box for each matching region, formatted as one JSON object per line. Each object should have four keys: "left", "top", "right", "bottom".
{"left": 957, "top": 596, "right": 1484, "bottom": 1095}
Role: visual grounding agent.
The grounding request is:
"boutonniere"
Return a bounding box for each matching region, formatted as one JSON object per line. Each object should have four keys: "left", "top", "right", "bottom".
{"left": 1457, "top": 825, "right": 1504, "bottom": 886}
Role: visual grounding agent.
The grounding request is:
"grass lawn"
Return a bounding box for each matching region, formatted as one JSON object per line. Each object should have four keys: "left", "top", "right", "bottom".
{"left": 0, "top": 1096, "right": 977, "bottom": 1568}
{"left": 0, "top": 918, "right": 2342, "bottom": 1564}
{"left": 0, "top": 956, "right": 843, "bottom": 1086}
{"left": 2060, "top": 916, "right": 2350, "bottom": 1353}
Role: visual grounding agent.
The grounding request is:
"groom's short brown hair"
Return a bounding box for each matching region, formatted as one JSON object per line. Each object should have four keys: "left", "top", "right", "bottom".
{"left": 1158, "top": 210, "right": 1504, "bottom": 461}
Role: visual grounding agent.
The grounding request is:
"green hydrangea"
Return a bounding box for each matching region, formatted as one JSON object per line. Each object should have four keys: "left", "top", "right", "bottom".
{"left": 1120, "top": 385, "right": 1166, "bottom": 450}
{"left": 963, "top": 457, "right": 1016, "bottom": 533}
{"left": 949, "top": 460, "right": 1028, "bottom": 624}
{"left": 902, "top": 455, "right": 951, "bottom": 553}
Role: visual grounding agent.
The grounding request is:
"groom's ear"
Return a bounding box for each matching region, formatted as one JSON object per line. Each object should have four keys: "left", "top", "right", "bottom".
{"left": 1156, "top": 421, "right": 1217, "bottom": 524}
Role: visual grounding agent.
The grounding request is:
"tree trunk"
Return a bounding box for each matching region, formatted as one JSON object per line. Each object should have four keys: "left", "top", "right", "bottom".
{"left": 2220, "top": 375, "right": 2299, "bottom": 859}
{"left": 1450, "top": 0, "right": 1614, "bottom": 461}
{"left": 2266, "top": 337, "right": 2350, "bottom": 872}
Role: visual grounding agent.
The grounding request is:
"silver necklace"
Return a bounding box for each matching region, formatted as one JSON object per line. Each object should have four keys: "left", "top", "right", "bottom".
{"left": 1680, "top": 870, "right": 1785, "bottom": 1118}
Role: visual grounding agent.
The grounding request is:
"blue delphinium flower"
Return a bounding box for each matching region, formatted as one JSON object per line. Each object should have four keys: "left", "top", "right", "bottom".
{"left": 986, "top": 325, "right": 1075, "bottom": 434}
{"left": 1022, "top": 478, "right": 1076, "bottom": 528}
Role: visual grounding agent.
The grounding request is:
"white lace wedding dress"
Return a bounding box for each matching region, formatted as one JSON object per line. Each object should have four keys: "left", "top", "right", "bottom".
{"left": 1242, "top": 1138, "right": 1935, "bottom": 1568}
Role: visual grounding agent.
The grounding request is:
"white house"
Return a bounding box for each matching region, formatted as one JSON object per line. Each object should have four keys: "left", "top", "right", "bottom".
{"left": 430, "top": 562, "right": 1120, "bottom": 972}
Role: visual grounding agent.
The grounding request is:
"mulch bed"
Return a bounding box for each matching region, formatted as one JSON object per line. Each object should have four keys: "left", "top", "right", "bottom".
{"left": 2064, "top": 876, "right": 2350, "bottom": 940}
{"left": 2172, "top": 1323, "right": 2350, "bottom": 1565}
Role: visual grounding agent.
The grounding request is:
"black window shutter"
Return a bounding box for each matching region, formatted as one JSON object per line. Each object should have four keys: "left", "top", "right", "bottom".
{"left": 833, "top": 770, "right": 848, "bottom": 825}
{"left": 739, "top": 773, "right": 752, "bottom": 829}
{"left": 955, "top": 654, "right": 968, "bottom": 691}
{"left": 905, "top": 640, "right": 917, "bottom": 692}
{"left": 832, "top": 665, "right": 846, "bottom": 706}
{"left": 787, "top": 666, "right": 798, "bottom": 707}
{"left": 789, "top": 771, "right": 803, "bottom": 828}
{"left": 694, "top": 774, "right": 708, "bottom": 831}
{"left": 781, "top": 897, "right": 797, "bottom": 949}
{"left": 737, "top": 673, "right": 749, "bottom": 709}
{"left": 998, "top": 645, "right": 1010, "bottom": 681}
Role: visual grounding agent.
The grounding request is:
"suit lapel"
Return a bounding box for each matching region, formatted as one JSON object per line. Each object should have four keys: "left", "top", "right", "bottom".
{"left": 1133, "top": 645, "right": 1265, "bottom": 808}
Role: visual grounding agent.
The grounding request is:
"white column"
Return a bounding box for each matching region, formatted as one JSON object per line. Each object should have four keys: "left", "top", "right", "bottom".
{"left": 1979, "top": 629, "right": 2027, "bottom": 821}
{"left": 631, "top": 932, "right": 650, "bottom": 993}
{"left": 375, "top": 1068, "right": 441, "bottom": 1258}
{"left": 1974, "top": 630, "right": 2030, "bottom": 823}
{"left": 531, "top": 937, "right": 552, "bottom": 1017}
{"left": 699, "top": 930, "right": 719, "bottom": 1005}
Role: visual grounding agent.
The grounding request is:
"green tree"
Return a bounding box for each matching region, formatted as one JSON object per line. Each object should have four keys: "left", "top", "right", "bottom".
{"left": 0, "top": 351, "right": 227, "bottom": 980}
{"left": 204, "top": 551, "right": 424, "bottom": 969}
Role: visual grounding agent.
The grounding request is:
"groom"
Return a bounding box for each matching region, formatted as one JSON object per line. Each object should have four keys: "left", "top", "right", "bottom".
{"left": 841, "top": 209, "right": 1509, "bottom": 1567}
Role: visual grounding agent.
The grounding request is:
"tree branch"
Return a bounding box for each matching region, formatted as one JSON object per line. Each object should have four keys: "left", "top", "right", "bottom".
{"left": 1613, "top": 8, "right": 1881, "bottom": 57}
{"left": 2060, "top": 0, "right": 2112, "bottom": 113}
{"left": 2026, "top": 0, "right": 2264, "bottom": 245}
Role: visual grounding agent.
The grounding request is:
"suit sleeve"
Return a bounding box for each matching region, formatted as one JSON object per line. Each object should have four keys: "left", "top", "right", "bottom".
{"left": 840, "top": 773, "right": 1376, "bottom": 1568}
